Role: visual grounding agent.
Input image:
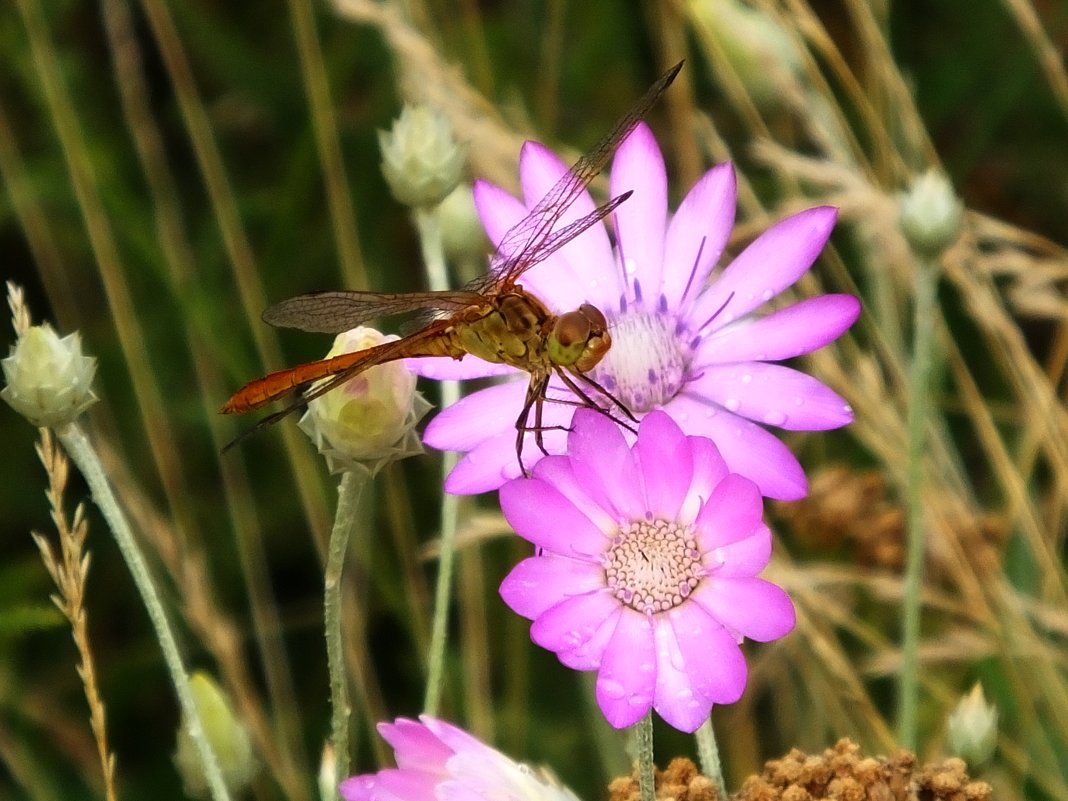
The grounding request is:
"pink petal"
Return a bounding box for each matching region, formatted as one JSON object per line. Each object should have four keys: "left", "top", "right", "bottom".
{"left": 689, "top": 206, "right": 837, "bottom": 331}
{"left": 636, "top": 411, "right": 692, "bottom": 520}
{"left": 500, "top": 477, "right": 607, "bottom": 554}
{"left": 663, "top": 394, "right": 808, "bottom": 500}
{"left": 686, "top": 364, "right": 854, "bottom": 431}
{"left": 442, "top": 433, "right": 524, "bottom": 495}
{"left": 500, "top": 554, "right": 604, "bottom": 619}
{"left": 710, "top": 525, "right": 773, "bottom": 577}
{"left": 694, "top": 473, "right": 764, "bottom": 550}
{"left": 692, "top": 577, "right": 795, "bottom": 642}
{"left": 339, "top": 774, "right": 377, "bottom": 801}
{"left": 568, "top": 409, "right": 643, "bottom": 521}
{"left": 379, "top": 718, "right": 453, "bottom": 769}
{"left": 407, "top": 354, "right": 519, "bottom": 381}
{"left": 419, "top": 716, "right": 488, "bottom": 758}
{"left": 671, "top": 604, "right": 748, "bottom": 704}
{"left": 532, "top": 453, "right": 617, "bottom": 532}
{"left": 610, "top": 123, "right": 666, "bottom": 298}
{"left": 651, "top": 618, "right": 713, "bottom": 732}
{"left": 371, "top": 768, "right": 440, "bottom": 801}
{"left": 678, "top": 436, "right": 729, "bottom": 524}
{"left": 530, "top": 591, "right": 620, "bottom": 668}
{"left": 698, "top": 295, "right": 860, "bottom": 363}
{"left": 474, "top": 179, "right": 525, "bottom": 249}
{"left": 596, "top": 609, "right": 657, "bottom": 728}
{"left": 423, "top": 381, "right": 527, "bottom": 450}
{"left": 663, "top": 163, "right": 737, "bottom": 309}
{"left": 519, "top": 142, "right": 619, "bottom": 310}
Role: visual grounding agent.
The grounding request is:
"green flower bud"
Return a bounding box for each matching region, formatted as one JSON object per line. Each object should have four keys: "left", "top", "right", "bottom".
{"left": 438, "top": 183, "right": 490, "bottom": 280}
{"left": 899, "top": 169, "right": 964, "bottom": 258}
{"left": 946, "top": 682, "right": 998, "bottom": 768}
{"left": 298, "top": 327, "right": 432, "bottom": 475}
{"left": 379, "top": 105, "right": 467, "bottom": 208}
{"left": 174, "top": 672, "right": 256, "bottom": 798}
{"left": 2, "top": 323, "right": 97, "bottom": 427}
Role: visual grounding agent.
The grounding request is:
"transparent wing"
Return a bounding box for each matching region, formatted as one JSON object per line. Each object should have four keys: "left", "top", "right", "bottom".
{"left": 262, "top": 289, "right": 484, "bottom": 333}
{"left": 478, "top": 60, "right": 684, "bottom": 292}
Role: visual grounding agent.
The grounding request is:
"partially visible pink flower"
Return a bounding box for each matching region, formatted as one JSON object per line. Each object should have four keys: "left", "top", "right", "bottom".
{"left": 499, "top": 409, "right": 794, "bottom": 733}
{"left": 417, "top": 122, "right": 859, "bottom": 499}
{"left": 340, "top": 716, "right": 580, "bottom": 801}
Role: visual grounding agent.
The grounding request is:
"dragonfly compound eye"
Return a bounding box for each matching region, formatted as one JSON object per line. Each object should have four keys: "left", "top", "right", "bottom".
{"left": 549, "top": 306, "right": 612, "bottom": 372}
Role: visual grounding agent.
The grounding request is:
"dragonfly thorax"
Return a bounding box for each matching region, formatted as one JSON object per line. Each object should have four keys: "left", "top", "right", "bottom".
{"left": 453, "top": 291, "right": 610, "bottom": 375}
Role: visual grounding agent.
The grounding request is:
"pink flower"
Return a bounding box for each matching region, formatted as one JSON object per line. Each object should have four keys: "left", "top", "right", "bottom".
{"left": 417, "top": 123, "right": 859, "bottom": 499}
{"left": 340, "top": 716, "right": 580, "bottom": 801}
{"left": 498, "top": 409, "right": 795, "bottom": 733}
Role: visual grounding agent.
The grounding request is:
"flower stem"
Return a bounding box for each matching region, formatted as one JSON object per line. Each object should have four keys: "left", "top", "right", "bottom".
{"left": 415, "top": 206, "right": 461, "bottom": 716}
{"left": 55, "top": 423, "right": 232, "bottom": 801}
{"left": 898, "top": 255, "right": 938, "bottom": 749}
{"left": 635, "top": 712, "right": 656, "bottom": 801}
{"left": 695, "top": 717, "right": 726, "bottom": 797}
{"left": 325, "top": 468, "right": 369, "bottom": 794}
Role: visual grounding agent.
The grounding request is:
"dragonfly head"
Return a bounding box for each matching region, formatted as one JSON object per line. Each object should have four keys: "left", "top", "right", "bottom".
{"left": 548, "top": 304, "right": 611, "bottom": 373}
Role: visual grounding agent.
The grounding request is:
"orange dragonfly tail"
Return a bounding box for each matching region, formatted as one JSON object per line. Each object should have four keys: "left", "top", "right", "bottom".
{"left": 222, "top": 325, "right": 456, "bottom": 414}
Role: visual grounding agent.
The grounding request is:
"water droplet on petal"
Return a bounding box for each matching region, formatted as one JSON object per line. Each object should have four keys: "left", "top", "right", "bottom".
{"left": 741, "top": 373, "right": 752, "bottom": 384}
{"left": 600, "top": 679, "right": 626, "bottom": 699}
{"left": 675, "top": 687, "right": 693, "bottom": 701}
{"left": 763, "top": 410, "right": 787, "bottom": 426}
{"left": 628, "top": 693, "right": 652, "bottom": 708}
{"left": 724, "top": 398, "right": 740, "bottom": 412}
{"left": 671, "top": 651, "right": 686, "bottom": 671}
{"left": 793, "top": 396, "right": 805, "bottom": 407}
{"left": 639, "top": 662, "right": 655, "bottom": 674}
{"left": 761, "top": 288, "right": 774, "bottom": 301}
{"left": 843, "top": 404, "right": 853, "bottom": 414}
{"left": 624, "top": 258, "right": 638, "bottom": 276}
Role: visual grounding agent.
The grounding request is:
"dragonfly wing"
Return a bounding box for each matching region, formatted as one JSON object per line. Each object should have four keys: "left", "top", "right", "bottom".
{"left": 481, "top": 60, "right": 683, "bottom": 291}
{"left": 263, "top": 289, "right": 483, "bottom": 333}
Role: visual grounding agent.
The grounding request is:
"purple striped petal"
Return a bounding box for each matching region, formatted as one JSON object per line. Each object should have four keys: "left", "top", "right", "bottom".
{"left": 663, "top": 163, "right": 736, "bottom": 309}
{"left": 697, "top": 294, "right": 860, "bottom": 363}
{"left": 689, "top": 206, "right": 837, "bottom": 332}
{"left": 686, "top": 364, "right": 854, "bottom": 431}
{"left": 610, "top": 123, "right": 666, "bottom": 300}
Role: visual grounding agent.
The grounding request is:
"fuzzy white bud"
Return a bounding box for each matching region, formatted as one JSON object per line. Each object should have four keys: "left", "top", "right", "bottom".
{"left": 379, "top": 105, "right": 467, "bottom": 208}
{"left": 174, "top": 672, "right": 257, "bottom": 798}
{"left": 2, "top": 323, "right": 97, "bottom": 427}
{"left": 946, "top": 682, "right": 998, "bottom": 768}
{"left": 299, "top": 327, "right": 431, "bottom": 475}
{"left": 899, "top": 169, "right": 964, "bottom": 258}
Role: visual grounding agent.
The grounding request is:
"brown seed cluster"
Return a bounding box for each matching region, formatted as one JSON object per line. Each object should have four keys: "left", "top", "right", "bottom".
{"left": 607, "top": 740, "right": 993, "bottom": 801}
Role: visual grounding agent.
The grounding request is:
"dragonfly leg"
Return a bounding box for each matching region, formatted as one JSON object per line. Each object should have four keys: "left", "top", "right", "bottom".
{"left": 555, "top": 368, "right": 638, "bottom": 434}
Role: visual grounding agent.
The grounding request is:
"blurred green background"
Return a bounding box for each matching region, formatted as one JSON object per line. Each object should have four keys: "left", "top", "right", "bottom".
{"left": 3, "top": 1, "right": 1068, "bottom": 800}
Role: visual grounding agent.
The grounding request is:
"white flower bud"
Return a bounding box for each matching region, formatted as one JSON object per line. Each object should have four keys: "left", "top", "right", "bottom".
{"left": 174, "top": 672, "right": 257, "bottom": 798}
{"left": 299, "top": 327, "right": 431, "bottom": 475}
{"left": 438, "top": 183, "right": 489, "bottom": 275}
{"left": 687, "top": 0, "right": 803, "bottom": 109}
{"left": 899, "top": 169, "right": 964, "bottom": 258}
{"left": 946, "top": 682, "right": 998, "bottom": 767}
{"left": 379, "top": 105, "right": 467, "bottom": 208}
{"left": 2, "top": 323, "right": 97, "bottom": 427}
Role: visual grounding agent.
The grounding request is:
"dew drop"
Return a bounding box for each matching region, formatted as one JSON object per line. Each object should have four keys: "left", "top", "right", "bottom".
{"left": 599, "top": 679, "right": 626, "bottom": 699}
{"left": 724, "top": 397, "right": 740, "bottom": 412}
{"left": 793, "top": 396, "right": 805, "bottom": 406}
{"left": 763, "top": 410, "right": 787, "bottom": 426}
{"left": 624, "top": 258, "right": 638, "bottom": 276}
{"left": 741, "top": 373, "right": 752, "bottom": 384}
{"left": 639, "top": 662, "right": 655, "bottom": 674}
{"left": 675, "top": 687, "right": 693, "bottom": 701}
{"left": 704, "top": 407, "right": 717, "bottom": 418}
{"left": 670, "top": 651, "right": 686, "bottom": 671}
{"left": 761, "top": 288, "right": 774, "bottom": 301}
{"left": 628, "top": 693, "right": 652, "bottom": 708}
{"left": 843, "top": 404, "right": 853, "bottom": 414}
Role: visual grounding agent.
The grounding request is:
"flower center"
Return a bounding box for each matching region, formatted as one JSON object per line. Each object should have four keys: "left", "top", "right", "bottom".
{"left": 592, "top": 312, "right": 691, "bottom": 413}
{"left": 603, "top": 519, "right": 703, "bottom": 614}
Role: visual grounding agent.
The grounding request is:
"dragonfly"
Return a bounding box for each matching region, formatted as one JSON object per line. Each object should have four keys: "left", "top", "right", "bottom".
{"left": 222, "top": 60, "right": 683, "bottom": 467}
